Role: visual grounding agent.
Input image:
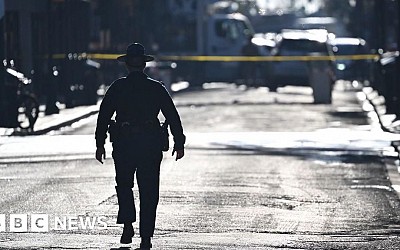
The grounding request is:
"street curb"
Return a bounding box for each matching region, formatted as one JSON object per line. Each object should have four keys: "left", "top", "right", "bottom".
{"left": 361, "top": 87, "right": 400, "bottom": 153}
{"left": 362, "top": 87, "right": 400, "bottom": 133}
{"left": 385, "top": 158, "right": 400, "bottom": 198}
{"left": 30, "top": 109, "right": 99, "bottom": 136}
{"left": 360, "top": 86, "right": 400, "bottom": 198}
{"left": 362, "top": 87, "right": 392, "bottom": 132}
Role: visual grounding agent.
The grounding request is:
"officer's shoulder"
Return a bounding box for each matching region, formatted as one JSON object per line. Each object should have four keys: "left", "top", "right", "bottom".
{"left": 104, "top": 77, "right": 127, "bottom": 95}
{"left": 146, "top": 76, "right": 162, "bottom": 84}
{"left": 146, "top": 77, "right": 166, "bottom": 89}
{"left": 108, "top": 77, "right": 127, "bottom": 89}
{"left": 113, "top": 77, "right": 128, "bottom": 85}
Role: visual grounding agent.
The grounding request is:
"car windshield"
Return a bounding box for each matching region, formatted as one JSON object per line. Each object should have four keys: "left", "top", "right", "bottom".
{"left": 280, "top": 39, "right": 327, "bottom": 54}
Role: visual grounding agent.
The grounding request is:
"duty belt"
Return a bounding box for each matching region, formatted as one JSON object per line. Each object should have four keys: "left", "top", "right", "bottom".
{"left": 117, "top": 121, "right": 158, "bottom": 132}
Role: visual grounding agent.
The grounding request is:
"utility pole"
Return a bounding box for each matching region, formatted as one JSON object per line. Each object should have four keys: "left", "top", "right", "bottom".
{"left": 354, "top": 0, "right": 364, "bottom": 38}
{"left": 375, "top": 0, "right": 386, "bottom": 52}
{"left": 45, "top": 0, "right": 59, "bottom": 115}
{"left": 0, "top": 0, "right": 5, "bottom": 125}
{"left": 395, "top": 0, "right": 400, "bottom": 116}
{"left": 398, "top": 0, "right": 400, "bottom": 51}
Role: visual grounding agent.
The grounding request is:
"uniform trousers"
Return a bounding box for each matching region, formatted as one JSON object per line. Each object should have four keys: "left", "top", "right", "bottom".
{"left": 112, "top": 131, "right": 162, "bottom": 237}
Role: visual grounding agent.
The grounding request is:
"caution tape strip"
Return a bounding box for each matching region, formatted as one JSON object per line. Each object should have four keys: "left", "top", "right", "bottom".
{"left": 52, "top": 53, "right": 380, "bottom": 62}
{"left": 158, "top": 54, "right": 379, "bottom": 62}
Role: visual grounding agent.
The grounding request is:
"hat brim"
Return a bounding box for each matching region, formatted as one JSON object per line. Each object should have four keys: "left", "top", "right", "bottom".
{"left": 117, "top": 54, "right": 154, "bottom": 62}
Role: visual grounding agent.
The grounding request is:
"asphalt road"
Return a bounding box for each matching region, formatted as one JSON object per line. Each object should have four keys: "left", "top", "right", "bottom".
{"left": 1, "top": 83, "right": 400, "bottom": 249}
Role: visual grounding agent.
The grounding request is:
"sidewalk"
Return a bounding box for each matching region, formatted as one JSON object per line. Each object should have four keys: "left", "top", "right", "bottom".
{"left": 33, "top": 103, "right": 100, "bottom": 135}
{"left": 360, "top": 86, "right": 400, "bottom": 151}
{"left": 0, "top": 103, "right": 100, "bottom": 136}
{"left": 359, "top": 85, "right": 400, "bottom": 197}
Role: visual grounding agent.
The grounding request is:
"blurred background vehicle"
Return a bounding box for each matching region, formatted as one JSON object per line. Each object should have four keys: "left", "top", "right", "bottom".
{"left": 57, "top": 57, "right": 101, "bottom": 108}
{"left": 252, "top": 33, "right": 276, "bottom": 55}
{"left": 329, "top": 37, "right": 371, "bottom": 83}
{"left": 294, "top": 16, "right": 348, "bottom": 37}
{"left": 2, "top": 65, "right": 39, "bottom": 130}
{"left": 145, "top": 61, "right": 177, "bottom": 93}
{"left": 269, "top": 29, "right": 335, "bottom": 91}
{"left": 158, "top": 8, "right": 269, "bottom": 86}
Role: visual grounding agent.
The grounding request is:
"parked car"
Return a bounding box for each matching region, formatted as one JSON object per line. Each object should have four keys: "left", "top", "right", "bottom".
{"left": 269, "top": 29, "right": 335, "bottom": 91}
{"left": 58, "top": 58, "right": 101, "bottom": 108}
{"left": 329, "top": 37, "right": 371, "bottom": 82}
{"left": 252, "top": 33, "right": 276, "bottom": 55}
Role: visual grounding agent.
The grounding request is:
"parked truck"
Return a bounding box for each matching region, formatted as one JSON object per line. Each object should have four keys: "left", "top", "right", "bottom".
{"left": 158, "top": 0, "right": 270, "bottom": 86}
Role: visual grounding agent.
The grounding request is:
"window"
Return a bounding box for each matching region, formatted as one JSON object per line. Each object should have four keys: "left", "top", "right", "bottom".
{"left": 215, "top": 19, "right": 239, "bottom": 40}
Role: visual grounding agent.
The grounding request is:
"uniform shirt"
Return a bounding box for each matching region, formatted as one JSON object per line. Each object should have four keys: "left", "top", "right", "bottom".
{"left": 95, "top": 71, "right": 185, "bottom": 150}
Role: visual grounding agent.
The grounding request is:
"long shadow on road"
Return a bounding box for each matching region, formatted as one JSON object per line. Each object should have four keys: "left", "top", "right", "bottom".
{"left": 189, "top": 144, "right": 386, "bottom": 164}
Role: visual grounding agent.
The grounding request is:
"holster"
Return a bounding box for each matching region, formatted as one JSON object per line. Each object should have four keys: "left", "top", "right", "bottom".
{"left": 108, "top": 120, "right": 119, "bottom": 142}
{"left": 159, "top": 121, "right": 170, "bottom": 152}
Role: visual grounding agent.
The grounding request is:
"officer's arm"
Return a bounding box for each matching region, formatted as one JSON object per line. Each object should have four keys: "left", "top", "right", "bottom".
{"left": 95, "top": 84, "right": 116, "bottom": 148}
{"left": 160, "top": 87, "right": 186, "bottom": 151}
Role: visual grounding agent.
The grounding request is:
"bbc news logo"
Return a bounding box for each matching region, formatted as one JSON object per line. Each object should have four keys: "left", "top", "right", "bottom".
{"left": 0, "top": 214, "right": 108, "bottom": 232}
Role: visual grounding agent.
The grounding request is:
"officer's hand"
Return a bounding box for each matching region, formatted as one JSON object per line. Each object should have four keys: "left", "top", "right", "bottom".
{"left": 172, "top": 149, "right": 184, "bottom": 161}
{"left": 96, "top": 146, "right": 106, "bottom": 164}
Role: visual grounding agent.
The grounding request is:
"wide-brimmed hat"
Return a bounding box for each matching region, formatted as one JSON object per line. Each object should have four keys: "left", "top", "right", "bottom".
{"left": 117, "top": 43, "right": 154, "bottom": 63}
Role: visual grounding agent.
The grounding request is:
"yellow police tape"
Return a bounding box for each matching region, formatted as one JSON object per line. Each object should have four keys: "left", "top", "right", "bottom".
{"left": 158, "top": 54, "right": 379, "bottom": 62}
{"left": 52, "top": 53, "right": 379, "bottom": 62}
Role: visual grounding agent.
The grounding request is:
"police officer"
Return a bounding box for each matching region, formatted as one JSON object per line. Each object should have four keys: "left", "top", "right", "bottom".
{"left": 95, "top": 43, "right": 185, "bottom": 248}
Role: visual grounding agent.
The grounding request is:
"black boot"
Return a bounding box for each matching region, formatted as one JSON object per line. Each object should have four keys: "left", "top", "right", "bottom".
{"left": 120, "top": 223, "right": 134, "bottom": 244}
{"left": 139, "top": 237, "right": 152, "bottom": 249}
